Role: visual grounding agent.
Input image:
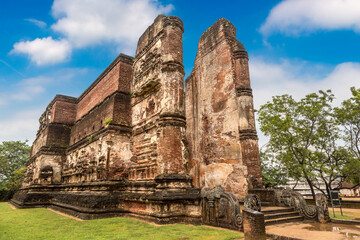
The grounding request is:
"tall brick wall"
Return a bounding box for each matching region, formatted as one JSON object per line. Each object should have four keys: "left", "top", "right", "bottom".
{"left": 31, "top": 95, "right": 76, "bottom": 157}
{"left": 130, "top": 15, "right": 187, "bottom": 180}
{"left": 27, "top": 54, "right": 133, "bottom": 185}
{"left": 50, "top": 98, "right": 77, "bottom": 124}
{"left": 185, "top": 18, "right": 263, "bottom": 200}
{"left": 76, "top": 55, "right": 132, "bottom": 120}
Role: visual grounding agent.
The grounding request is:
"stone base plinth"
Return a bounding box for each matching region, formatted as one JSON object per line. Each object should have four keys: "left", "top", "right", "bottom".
{"left": 11, "top": 175, "right": 202, "bottom": 224}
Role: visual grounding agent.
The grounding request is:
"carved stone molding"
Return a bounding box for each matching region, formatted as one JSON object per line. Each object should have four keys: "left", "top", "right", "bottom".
{"left": 244, "top": 194, "right": 261, "bottom": 212}
{"left": 276, "top": 188, "right": 317, "bottom": 219}
{"left": 201, "top": 185, "right": 243, "bottom": 230}
{"left": 233, "top": 50, "right": 248, "bottom": 59}
{"left": 239, "top": 129, "right": 258, "bottom": 141}
{"left": 236, "top": 87, "right": 253, "bottom": 97}
{"left": 315, "top": 193, "right": 331, "bottom": 223}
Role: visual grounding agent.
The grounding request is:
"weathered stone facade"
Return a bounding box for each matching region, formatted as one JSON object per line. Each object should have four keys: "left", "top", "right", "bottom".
{"left": 11, "top": 15, "right": 263, "bottom": 225}
{"left": 185, "top": 18, "right": 262, "bottom": 200}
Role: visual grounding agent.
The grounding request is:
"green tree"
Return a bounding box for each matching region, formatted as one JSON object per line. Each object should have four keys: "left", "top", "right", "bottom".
{"left": 335, "top": 87, "right": 360, "bottom": 184}
{"left": 258, "top": 90, "right": 352, "bottom": 199}
{"left": 260, "top": 150, "right": 289, "bottom": 188}
{"left": 0, "top": 141, "right": 30, "bottom": 200}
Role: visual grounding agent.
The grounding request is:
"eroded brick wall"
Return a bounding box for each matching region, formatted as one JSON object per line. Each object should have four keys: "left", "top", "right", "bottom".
{"left": 64, "top": 131, "right": 132, "bottom": 183}
{"left": 51, "top": 100, "right": 77, "bottom": 124}
{"left": 130, "top": 15, "right": 187, "bottom": 180}
{"left": 185, "top": 18, "right": 263, "bottom": 200}
{"left": 27, "top": 55, "right": 133, "bottom": 186}
{"left": 76, "top": 55, "right": 132, "bottom": 120}
{"left": 31, "top": 95, "right": 76, "bottom": 156}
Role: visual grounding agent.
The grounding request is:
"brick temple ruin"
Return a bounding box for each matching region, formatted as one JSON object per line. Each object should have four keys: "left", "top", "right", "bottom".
{"left": 12, "top": 15, "right": 329, "bottom": 233}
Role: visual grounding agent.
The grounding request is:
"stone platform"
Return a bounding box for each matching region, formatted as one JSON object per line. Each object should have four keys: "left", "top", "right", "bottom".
{"left": 11, "top": 175, "right": 201, "bottom": 223}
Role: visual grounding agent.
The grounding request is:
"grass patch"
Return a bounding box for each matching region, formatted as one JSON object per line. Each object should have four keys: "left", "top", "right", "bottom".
{"left": 329, "top": 209, "right": 360, "bottom": 220}
{"left": 330, "top": 214, "right": 353, "bottom": 220}
{"left": 0, "top": 203, "right": 243, "bottom": 240}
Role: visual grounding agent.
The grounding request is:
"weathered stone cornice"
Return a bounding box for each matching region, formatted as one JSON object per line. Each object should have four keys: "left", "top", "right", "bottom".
{"left": 232, "top": 50, "right": 248, "bottom": 59}
{"left": 239, "top": 129, "right": 258, "bottom": 140}
{"left": 236, "top": 87, "right": 253, "bottom": 97}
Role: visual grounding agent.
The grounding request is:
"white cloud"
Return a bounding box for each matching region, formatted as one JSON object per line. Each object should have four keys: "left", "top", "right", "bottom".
{"left": 11, "top": 76, "right": 50, "bottom": 100}
{"left": 260, "top": 0, "right": 360, "bottom": 36}
{"left": 249, "top": 57, "right": 360, "bottom": 147}
{"left": 1, "top": 76, "right": 51, "bottom": 101}
{"left": 12, "top": 0, "right": 173, "bottom": 65}
{"left": 11, "top": 37, "right": 71, "bottom": 66}
{"left": 25, "top": 18, "right": 47, "bottom": 28}
{"left": 11, "top": 86, "right": 45, "bottom": 101}
{"left": 0, "top": 108, "right": 42, "bottom": 143}
{"left": 51, "top": 0, "right": 173, "bottom": 50}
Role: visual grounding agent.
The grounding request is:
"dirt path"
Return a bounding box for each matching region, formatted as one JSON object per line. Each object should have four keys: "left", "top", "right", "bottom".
{"left": 267, "top": 221, "right": 360, "bottom": 240}
{"left": 7, "top": 203, "right": 17, "bottom": 210}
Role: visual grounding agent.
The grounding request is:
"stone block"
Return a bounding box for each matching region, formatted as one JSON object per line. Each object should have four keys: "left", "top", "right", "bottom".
{"left": 242, "top": 209, "right": 266, "bottom": 240}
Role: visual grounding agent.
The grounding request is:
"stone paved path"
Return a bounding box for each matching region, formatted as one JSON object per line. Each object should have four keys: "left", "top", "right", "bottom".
{"left": 266, "top": 220, "right": 360, "bottom": 240}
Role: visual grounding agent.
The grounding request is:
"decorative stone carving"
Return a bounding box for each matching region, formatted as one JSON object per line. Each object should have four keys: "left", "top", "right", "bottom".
{"left": 315, "top": 193, "right": 331, "bottom": 223}
{"left": 244, "top": 194, "right": 261, "bottom": 212}
{"left": 39, "top": 166, "right": 53, "bottom": 184}
{"left": 201, "top": 185, "right": 243, "bottom": 230}
{"left": 277, "top": 188, "right": 317, "bottom": 219}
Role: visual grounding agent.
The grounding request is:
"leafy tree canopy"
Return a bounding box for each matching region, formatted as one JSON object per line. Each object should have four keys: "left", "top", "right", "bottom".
{"left": 0, "top": 141, "right": 30, "bottom": 200}
{"left": 258, "top": 89, "right": 360, "bottom": 199}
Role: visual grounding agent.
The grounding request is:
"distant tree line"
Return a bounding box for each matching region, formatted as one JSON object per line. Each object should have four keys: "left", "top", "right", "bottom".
{"left": 0, "top": 141, "right": 30, "bottom": 201}
{"left": 258, "top": 87, "right": 360, "bottom": 200}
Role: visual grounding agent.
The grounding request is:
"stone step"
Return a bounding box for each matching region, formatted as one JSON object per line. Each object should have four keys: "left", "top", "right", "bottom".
{"left": 261, "top": 206, "right": 295, "bottom": 214}
{"left": 264, "top": 211, "right": 300, "bottom": 220}
{"left": 265, "top": 215, "right": 304, "bottom": 226}
{"left": 260, "top": 201, "right": 272, "bottom": 207}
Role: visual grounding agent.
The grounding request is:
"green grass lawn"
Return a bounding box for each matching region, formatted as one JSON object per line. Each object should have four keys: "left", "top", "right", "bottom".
{"left": 330, "top": 214, "right": 353, "bottom": 220}
{"left": 329, "top": 209, "right": 360, "bottom": 220}
{"left": 0, "top": 203, "right": 243, "bottom": 240}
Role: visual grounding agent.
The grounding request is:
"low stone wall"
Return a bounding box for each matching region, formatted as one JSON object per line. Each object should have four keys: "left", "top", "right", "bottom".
{"left": 305, "top": 198, "right": 360, "bottom": 209}
{"left": 11, "top": 175, "right": 202, "bottom": 224}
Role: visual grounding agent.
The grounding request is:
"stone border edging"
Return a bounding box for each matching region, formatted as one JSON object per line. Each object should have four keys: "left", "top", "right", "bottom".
{"left": 266, "top": 233, "right": 302, "bottom": 240}
{"left": 331, "top": 219, "right": 360, "bottom": 225}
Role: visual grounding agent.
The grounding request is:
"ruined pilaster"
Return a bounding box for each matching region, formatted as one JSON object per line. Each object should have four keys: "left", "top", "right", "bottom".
{"left": 233, "top": 39, "right": 263, "bottom": 189}
{"left": 131, "top": 15, "right": 187, "bottom": 179}
{"left": 185, "top": 18, "right": 263, "bottom": 200}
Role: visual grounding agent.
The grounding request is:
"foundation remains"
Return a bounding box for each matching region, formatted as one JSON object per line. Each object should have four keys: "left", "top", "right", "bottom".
{"left": 11, "top": 15, "right": 263, "bottom": 226}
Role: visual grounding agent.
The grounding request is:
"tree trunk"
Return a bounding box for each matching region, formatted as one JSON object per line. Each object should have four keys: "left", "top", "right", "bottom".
{"left": 325, "top": 182, "right": 331, "bottom": 198}
{"left": 304, "top": 173, "right": 316, "bottom": 200}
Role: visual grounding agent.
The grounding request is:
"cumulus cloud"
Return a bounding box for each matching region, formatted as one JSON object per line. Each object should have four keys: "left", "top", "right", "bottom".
{"left": 250, "top": 58, "right": 360, "bottom": 108}
{"left": 260, "top": 0, "right": 360, "bottom": 36}
{"left": 249, "top": 57, "right": 360, "bottom": 146}
{"left": 11, "top": 37, "right": 71, "bottom": 66}
{"left": 12, "top": 0, "right": 173, "bottom": 65}
{"left": 51, "top": 0, "right": 173, "bottom": 49}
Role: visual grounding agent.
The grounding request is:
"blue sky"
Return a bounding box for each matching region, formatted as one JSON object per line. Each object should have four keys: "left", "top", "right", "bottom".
{"left": 1, "top": 0, "right": 360, "bottom": 147}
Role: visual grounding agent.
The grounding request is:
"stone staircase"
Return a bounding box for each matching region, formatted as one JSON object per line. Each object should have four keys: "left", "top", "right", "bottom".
{"left": 261, "top": 204, "right": 304, "bottom": 225}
